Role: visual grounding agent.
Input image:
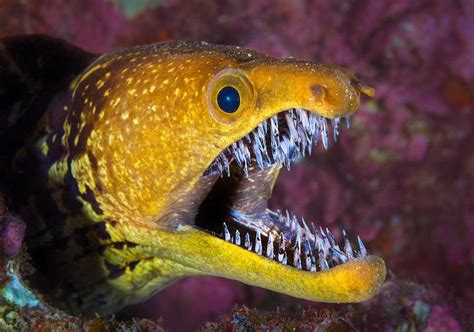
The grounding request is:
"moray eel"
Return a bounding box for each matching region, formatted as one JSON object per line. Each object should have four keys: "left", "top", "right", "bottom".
{"left": 1, "top": 35, "right": 385, "bottom": 314}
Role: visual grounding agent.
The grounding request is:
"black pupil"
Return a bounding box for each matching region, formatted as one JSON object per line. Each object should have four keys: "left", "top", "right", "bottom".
{"left": 217, "top": 86, "right": 240, "bottom": 113}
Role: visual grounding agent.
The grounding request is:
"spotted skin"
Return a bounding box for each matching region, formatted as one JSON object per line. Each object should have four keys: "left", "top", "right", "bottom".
{"left": 5, "top": 37, "right": 385, "bottom": 314}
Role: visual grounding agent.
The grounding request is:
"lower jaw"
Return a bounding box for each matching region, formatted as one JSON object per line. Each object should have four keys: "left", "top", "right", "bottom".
{"left": 124, "top": 224, "right": 386, "bottom": 304}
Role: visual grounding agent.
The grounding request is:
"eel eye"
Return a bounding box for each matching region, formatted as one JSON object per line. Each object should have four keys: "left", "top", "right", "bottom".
{"left": 217, "top": 86, "right": 240, "bottom": 113}
{"left": 207, "top": 69, "right": 255, "bottom": 125}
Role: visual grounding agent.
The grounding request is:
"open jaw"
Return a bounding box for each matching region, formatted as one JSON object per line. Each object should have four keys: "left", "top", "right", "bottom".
{"left": 189, "top": 108, "right": 386, "bottom": 302}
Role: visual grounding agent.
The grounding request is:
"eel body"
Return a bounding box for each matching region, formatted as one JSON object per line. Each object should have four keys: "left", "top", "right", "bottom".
{"left": 0, "top": 35, "right": 385, "bottom": 314}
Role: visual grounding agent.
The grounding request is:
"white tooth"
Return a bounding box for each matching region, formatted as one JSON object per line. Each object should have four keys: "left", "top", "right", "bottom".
{"left": 235, "top": 230, "right": 241, "bottom": 246}
{"left": 294, "top": 246, "right": 302, "bottom": 269}
{"left": 223, "top": 223, "right": 231, "bottom": 241}
{"left": 291, "top": 215, "right": 299, "bottom": 233}
{"left": 277, "top": 209, "right": 283, "bottom": 223}
{"left": 232, "top": 142, "right": 243, "bottom": 167}
{"left": 313, "top": 117, "right": 320, "bottom": 146}
{"left": 285, "top": 112, "right": 299, "bottom": 144}
{"left": 255, "top": 231, "right": 262, "bottom": 255}
{"left": 285, "top": 210, "right": 291, "bottom": 227}
{"left": 293, "top": 247, "right": 301, "bottom": 269}
{"left": 243, "top": 161, "right": 249, "bottom": 178}
{"left": 295, "top": 232, "right": 301, "bottom": 252}
{"left": 345, "top": 115, "right": 351, "bottom": 129}
{"left": 319, "top": 227, "right": 330, "bottom": 256}
{"left": 305, "top": 255, "right": 312, "bottom": 271}
{"left": 332, "top": 117, "right": 341, "bottom": 142}
{"left": 298, "top": 109, "right": 310, "bottom": 131}
{"left": 309, "top": 113, "right": 317, "bottom": 137}
{"left": 326, "top": 228, "right": 340, "bottom": 250}
{"left": 253, "top": 141, "right": 264, "bottom": 171}
{"left": 342, "top": 229, "right": 354, "bottom": 259}
{"left": 357, "top": 236, "right": 368, "bottom": 257}
{"left": 320, "top": 117, "right": 329, "bottom": 150}
{"left": 278, "top": 234, "right": 287, "bottom": 264}
{"left": 245, "top": 233, "right": 252, "bottom": 250}
{"left": 329, "top": 247, "right": 348, "bottom": 264}
{"left": 301, "top": 218, "right": 312, "bottom": 241}
{"left": 321, "top": 258, "right": 330, "bottom": 270}
{"left": 267, "top": 233, "right": 274, "bottom": 259}
{"left": 318, "top": 241, "right": 329, "bottom": 270}
{"left": 304, "top": 239, "right": 313, "bottom": 270}
{"left": 242, "top": 143, "right": 251, "bottom": 163}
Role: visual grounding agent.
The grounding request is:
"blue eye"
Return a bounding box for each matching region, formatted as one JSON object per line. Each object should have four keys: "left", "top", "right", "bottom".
{"left": 217, "top": 86, "right": 240, "bottom": 113}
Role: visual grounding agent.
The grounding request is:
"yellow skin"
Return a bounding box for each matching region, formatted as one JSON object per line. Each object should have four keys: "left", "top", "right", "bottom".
{"left": 20, "top": 41, "right": 384, "bottom": 314}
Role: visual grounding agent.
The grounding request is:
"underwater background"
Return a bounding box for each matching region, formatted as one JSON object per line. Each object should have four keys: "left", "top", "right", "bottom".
{"left": 0, "top": 0, "right": 473, "bottom": 330}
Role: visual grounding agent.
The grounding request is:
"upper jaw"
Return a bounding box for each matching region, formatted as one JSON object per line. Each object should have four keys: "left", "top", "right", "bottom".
{"left": 194, "top": 105, "right": 384, "bottom": 274}
{"left": 209, "top": 107, "right": 350, "bottom": 177}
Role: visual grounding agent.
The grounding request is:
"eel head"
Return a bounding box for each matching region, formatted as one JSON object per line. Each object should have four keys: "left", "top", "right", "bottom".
{"left": 57, "top": 41, "right": 385, "bottom": 312}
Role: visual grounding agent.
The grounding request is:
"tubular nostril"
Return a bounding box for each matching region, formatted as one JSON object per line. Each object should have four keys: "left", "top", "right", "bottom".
{"left": 310, "top": 84, "right": 327, "bottom": 104}
{"left": 350, "top": 79, "right": 375, "bottom": 98}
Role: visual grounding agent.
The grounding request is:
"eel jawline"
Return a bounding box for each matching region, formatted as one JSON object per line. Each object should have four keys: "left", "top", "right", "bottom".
{"left": 174, "top": 107, "right": 387, "bottom": 302}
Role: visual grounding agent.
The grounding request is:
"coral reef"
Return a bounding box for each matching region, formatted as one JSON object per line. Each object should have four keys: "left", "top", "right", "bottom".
{"left": 0, "top": 197, "right": 165, "bottom": 331}
{"left": 203, "top": 278, "right": 464, "bottom": 331}
{"left": 0, "top": 0, "right": 473, "bottom": 330}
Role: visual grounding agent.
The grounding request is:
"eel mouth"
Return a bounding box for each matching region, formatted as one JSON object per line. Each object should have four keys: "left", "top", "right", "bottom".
{"left": 168, "top": 109, "right": 386, "bottom": 303}
{"left": 186, "top": 108, "right": 386, "bottom": 302}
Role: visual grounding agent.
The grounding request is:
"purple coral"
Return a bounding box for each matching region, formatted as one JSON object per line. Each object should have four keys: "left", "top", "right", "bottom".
{"left": 0, "top": 0, "right": 473, "bottom": 330}
{"left": 0, "top": 217, "right": 25, "bottom": 259}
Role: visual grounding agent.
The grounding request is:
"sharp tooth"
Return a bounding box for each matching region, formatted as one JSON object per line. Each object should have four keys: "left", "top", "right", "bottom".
{"left": 231, "top": 142, "right": 243, "bottom": 167}
{"left": 253, "top": 140, "right": 264, "bottom": 170}
{"left": 309, "top": 114, "right": 317, "bottom": 137}
{"left": 280, "top": 137, "right": 291, "bottom": 168}
{"left": 357, "top": 236, "right": 368, "bottom": 258}
{"left": 242, "top": 142, "right": 251, "bottom": 163}
{"left": 255, "top": 231, "right": 262, "bottom": 255}
{"left": 325, "top": 228, "right": 340, "bottom": 250}
{"left": 245, "top": 233, "right": 252, "bottom": 250}
{"left": 223, "top": 223, "right": 231, "bottom": 241}
{"left": 345, "top": 115, "right": 351, "bottom": 129}
{"left": 342, "top": 229, "right": 354, "bottom": 259}
{"left": 277, "top": 209, "right": 283, "bottom": 223}
{"left": 313, "top": 117, "right": 320, "bottom": 146}
{"left": 293, "top": 232, "right": 301, "bottom": 269}
{"left": 298, "top": 109, "right": 310, "bottom": 132}
{"left": 311, "top": 222, "right": 319, "bottom": 239}
{"left": 294, "top": 246, "right": 302, "bottom": 269}
{"left": 301, "top": 217, "right": 313, "bottom": 242}
{"left": 319, "top": 227, "right": 330, "bottom": 256}
{"left": 259, "top": 121, "right": 268, "bottom": 135}
{"left": 332, "top": 117, "right": 341, "bottom": 142}
{"left": 320, "top": 117, "right": 329, "bottom": 150}
{"left": 285, "top": 111, "right": 299, "bottom": 144}
{"left": 295, "top": 232, "right": 301, "bottom": 252}
{"left": 270, "top": 117, "right": 280, "bottom": 163}
{"left": 329, "top": 247, "right": 348, "bottom": 264}
{"left": 285, "top": 210, "right": 291, "bottom": 228}
{"left": 235, "top": 230, "right": 241, "bottom": 246}
{"left": 305, "top": 254, "right": 312, "bottom": 271}
{"left": 291, "top": 215, "right": 299, "bottom": 233}
{"left": 304, "top": 240, "right": 313, "bottom": 270}
{"left": 278, "top": 234, "right": 287, "bottom": 264}
{"left": 267, "top": 233, "right": 274, "bottom": 259}
{"left": 318, "top": 241, "right": 329, "bottom": 270}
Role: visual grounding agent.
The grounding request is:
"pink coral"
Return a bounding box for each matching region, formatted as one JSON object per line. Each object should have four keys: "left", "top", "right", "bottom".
{"left": 0, "top": 0, "right": 473, "bottom": 330}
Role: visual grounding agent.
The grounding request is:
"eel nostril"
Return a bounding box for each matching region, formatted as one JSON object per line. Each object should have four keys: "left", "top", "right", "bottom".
{"left": 310, "top": 84, "right": 327, "bottom": 103}
{"left": 350, "top": 79, "right": 375, "bottom": 97}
